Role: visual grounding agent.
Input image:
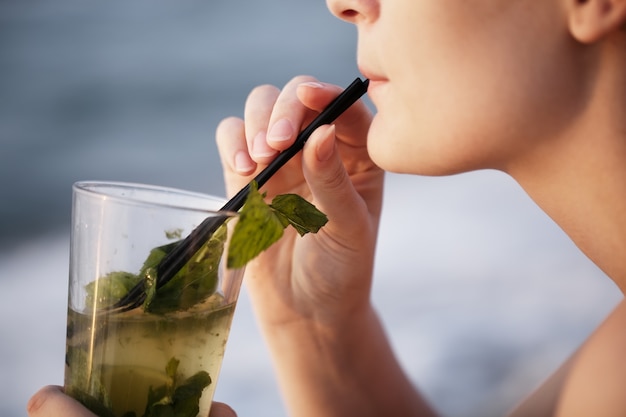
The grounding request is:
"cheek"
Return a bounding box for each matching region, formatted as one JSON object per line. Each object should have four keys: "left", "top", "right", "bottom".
{"left": 366, "top": 16, "right": 502, "bottom": 173}
{"left": 367, "top": 1, "right": 582, "bottom": 175}
{"left": 369, "top": 41, "right": 583, "bottom": 175}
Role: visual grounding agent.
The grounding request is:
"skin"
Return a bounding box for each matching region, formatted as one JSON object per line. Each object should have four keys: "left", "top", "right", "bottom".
{"left": 30, "top": 0, "right": 626, "bottom": 415}
{"left": 217, "top": 0, "right": 626, "bottom": 415}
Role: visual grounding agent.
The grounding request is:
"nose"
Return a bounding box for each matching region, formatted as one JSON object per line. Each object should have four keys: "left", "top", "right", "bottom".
{"left": 326, "top": 0, "right": 379, "bottom": 24}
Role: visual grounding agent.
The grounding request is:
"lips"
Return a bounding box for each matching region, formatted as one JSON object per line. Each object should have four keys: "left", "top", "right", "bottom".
{"left": 359, "top": 66, "right": 387, "bottom": 84}
{"left": 361, "top": 76, "right": 387, "bottom": 107}
{"left": 358, "top": 65, "right": 388, "bottom": 104}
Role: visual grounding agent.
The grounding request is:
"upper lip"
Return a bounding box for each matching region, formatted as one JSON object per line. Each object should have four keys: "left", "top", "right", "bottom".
{"left": 358, "top": 64, "right": 387, "bottom": 83}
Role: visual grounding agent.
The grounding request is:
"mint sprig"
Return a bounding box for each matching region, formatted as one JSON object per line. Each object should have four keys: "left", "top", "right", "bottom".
{"left": 227, "top": 181, "right": 328, "bottom": 269}
{"left": 84, "top": 182, "right": 327, "bottom": 313}
{"left": 84, "top": 227, "right": 225, "bottom": 314}
{"left": 143, "top": 357, "right": 211, "bottom": 417}
{"left": 270, "top": 193, "right": 328, "bottom": 236}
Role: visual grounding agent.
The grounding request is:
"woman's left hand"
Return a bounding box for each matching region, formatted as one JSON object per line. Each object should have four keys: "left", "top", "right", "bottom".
{"left": 27, "top": 385, "right": 237, "bottom": 417}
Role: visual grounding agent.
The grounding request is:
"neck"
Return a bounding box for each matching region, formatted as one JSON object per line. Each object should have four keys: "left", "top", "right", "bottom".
{"left": 506, "top": 45, "right": 626, "bottom": 291}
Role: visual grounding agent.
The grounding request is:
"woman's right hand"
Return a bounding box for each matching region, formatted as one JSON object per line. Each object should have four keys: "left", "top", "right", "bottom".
{"left": 216, "top": 76, "right": 383, "bottom": 329}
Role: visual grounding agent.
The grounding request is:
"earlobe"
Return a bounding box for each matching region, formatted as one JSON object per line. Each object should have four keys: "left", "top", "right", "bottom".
{"left": 569, "top": 0, "right": 626, "bottom": 43}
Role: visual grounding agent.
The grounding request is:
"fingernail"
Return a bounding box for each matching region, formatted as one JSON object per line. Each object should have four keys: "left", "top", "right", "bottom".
{"left": 234, "top": 150, "right": 255, "bottom": 173}
{"left": 252, "top": 131, "right": 276, "bottom": 158}
{"left": 299, "top": 81, "right": 324, "bottom": 89}
{"left": 268, "top": 119, "right": 294, "bottom": 143}
{"left": 316, "top": 125, "right": 335, "bottom": 162}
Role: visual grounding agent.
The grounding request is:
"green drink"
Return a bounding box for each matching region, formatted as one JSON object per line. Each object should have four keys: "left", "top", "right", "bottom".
{"left": 65, "top": 299, "right": 236, "bottom": 417}
{"left": 64, "top": 182, "right": 244, "bottom": 417}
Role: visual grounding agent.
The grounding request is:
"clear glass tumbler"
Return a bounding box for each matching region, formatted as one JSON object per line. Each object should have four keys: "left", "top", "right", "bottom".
{"left": 64, "top": 181, "right": 244, "bottom": 417}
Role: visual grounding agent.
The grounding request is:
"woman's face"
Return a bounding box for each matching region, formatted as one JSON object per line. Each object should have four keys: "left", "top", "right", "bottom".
{"left": 326, "top": 0, "right": 588, "bottom": 176}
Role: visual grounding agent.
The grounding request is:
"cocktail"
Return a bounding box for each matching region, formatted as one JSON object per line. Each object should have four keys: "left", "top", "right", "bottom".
{"left": 64, "top": 181, "right": 244, "bottom": 417}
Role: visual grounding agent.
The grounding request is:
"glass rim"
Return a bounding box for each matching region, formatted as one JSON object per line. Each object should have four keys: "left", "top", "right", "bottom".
{"left": 73, "top": 180, "right": 236, "bottom": 216}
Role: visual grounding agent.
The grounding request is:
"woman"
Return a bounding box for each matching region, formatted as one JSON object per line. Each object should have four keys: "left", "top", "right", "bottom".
{"left": 30, "top": 0, "right": 626, "bottom": 416}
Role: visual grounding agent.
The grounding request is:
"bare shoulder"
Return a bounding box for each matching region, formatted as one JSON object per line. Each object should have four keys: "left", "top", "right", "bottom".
{"left": 556, "top": 297, "right": 626, "bottom": 416}
{"left": 508, "top": 298, "right": 626, "bottom": 417}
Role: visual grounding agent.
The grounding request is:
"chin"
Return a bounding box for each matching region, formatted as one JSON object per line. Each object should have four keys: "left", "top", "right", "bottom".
{"left": 367, "top": 112, "right": 494, "bottom": 176}
{"left": 366, "top": 132, "right": 421, "bottom": 175}
{"left": 365, "top": 114, "right": 430, "bottom": 175}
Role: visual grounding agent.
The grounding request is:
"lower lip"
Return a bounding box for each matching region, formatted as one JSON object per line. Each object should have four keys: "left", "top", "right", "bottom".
{"left": 366, "top": 79, "right": 388, "bottom": 105}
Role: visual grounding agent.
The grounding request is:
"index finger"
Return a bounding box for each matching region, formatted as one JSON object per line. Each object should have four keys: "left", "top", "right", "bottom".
{"left": 262, "top": 75, "right": 327, "bottom": 151}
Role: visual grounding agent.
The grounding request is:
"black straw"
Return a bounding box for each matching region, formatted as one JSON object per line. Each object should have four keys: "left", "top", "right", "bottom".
{"left": 111, "top": 77, "right": 369, "bottom": 311}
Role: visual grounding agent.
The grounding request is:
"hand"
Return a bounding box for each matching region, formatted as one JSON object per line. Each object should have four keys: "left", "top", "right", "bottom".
{"left": 216, "top": 76, "right": 383, "bottom": 328}
{"left": 27, "top": 386, "right": 237, "bottom": 417}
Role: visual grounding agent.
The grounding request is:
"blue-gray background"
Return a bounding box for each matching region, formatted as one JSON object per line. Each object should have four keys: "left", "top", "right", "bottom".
{"left": 0, "top": 2, "right": 621, "bottom": 417}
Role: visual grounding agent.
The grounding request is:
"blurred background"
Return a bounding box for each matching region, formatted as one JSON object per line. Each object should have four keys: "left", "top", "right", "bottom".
{"left": 0, "top": 1, "right": 621, "bottom": 416}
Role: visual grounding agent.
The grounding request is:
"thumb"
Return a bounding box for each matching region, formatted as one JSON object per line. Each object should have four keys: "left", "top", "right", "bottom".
{"left": 209, "top": 402, "right": 237, "bottom": 417}
{"left": 302, "top": 124, "right": 369, "bottom": 237}
{"left": 27, "top": 386, "right": 97, "bottom": 417}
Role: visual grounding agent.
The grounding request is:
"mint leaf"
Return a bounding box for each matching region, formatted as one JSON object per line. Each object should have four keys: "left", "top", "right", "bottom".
{"left": 145, "top": 384, "right": 171, "bottom": 417}
{"left": 138, "top": 242, "right": 178, "bottom": 279}
{"left": 270, "top": 194, "right": 328, "bottom": 236}
{"left": 227, "top": 182, "right": 285, "bottom": 269}
{"left": 165, "top": 357, "right": 179, "bottom": 383}
{"left": 143, "top": 357, "right": 211, "bottom": 417}
{"left": 143, "top": 225, "right": 226, "bottom": 314}
{"left": 85, "top": 271, "right": 142, "bottom": 309}
{"left": 227, "top": 182, "right": 329, "bottom": 268}
{"left": 170, "top": 371, "right": 211, "bottom": 417}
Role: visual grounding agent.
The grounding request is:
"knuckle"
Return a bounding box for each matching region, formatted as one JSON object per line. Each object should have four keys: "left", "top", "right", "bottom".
{"left": 323, "top": 163, "right": 349, "bottom": 193}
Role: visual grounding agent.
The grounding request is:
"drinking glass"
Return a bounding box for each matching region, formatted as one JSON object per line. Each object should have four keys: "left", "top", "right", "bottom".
{"left": 64, "top": 181, "right": 244, "bottom": 417}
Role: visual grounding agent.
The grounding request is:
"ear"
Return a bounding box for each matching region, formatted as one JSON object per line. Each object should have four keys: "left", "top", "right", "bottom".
{"left": 568, "top": 0, "right": 626, "bottom": 43}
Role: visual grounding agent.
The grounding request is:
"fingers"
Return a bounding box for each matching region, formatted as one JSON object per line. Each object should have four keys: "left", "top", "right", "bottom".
{"left": 244, "top": 84, "right": 280, "bottom": 163}
{"left": 27, "top": 386, "right": 97, "bottom": 417}
{"left": 246, "top": 76, "right": 372, "bottom": 158}
{"left": 216, "top": 75, "right": 373, "bottom": 199}
{"left": 217, "top": 116, "right": 256, "bottom": 197}
{"left": 241, "top": 75, "right": 323, "bottom": 163}
{"left": 217, "top": 75, "right": 324, "bottom": 195}
{"left": 262, "top": 75, "right": 321, "bottom": 151}
{"left": 209, "top": 402, "right": 238, "bottom": 417}
{"left": 295, "top": 80, "right": 372, "bottom": 147}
